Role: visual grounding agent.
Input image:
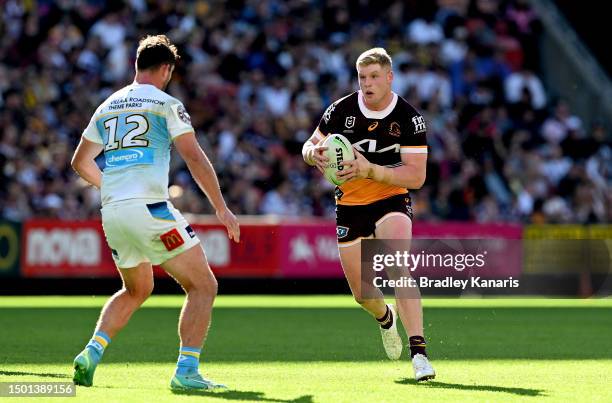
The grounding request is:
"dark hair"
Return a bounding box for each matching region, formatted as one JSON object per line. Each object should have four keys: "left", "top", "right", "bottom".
{"left": 136, "top": 35, "right": 180, "bottom": 71}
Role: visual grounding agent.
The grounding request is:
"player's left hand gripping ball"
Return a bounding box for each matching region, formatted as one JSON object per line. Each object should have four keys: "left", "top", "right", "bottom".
{"left": 337, "top": 148, "right": 371, "bottom": 182}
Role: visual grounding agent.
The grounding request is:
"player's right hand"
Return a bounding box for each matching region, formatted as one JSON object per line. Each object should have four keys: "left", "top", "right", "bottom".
{"left": 312, "top": 145, "right": 329, "bottom": 174}
{"left": 216, "top": 207, "right": 240, "bottom": 243}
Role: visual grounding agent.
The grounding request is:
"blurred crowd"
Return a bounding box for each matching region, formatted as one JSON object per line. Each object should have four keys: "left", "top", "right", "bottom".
{"left": 0, "top": 0, "right": 610, "bottom": 223}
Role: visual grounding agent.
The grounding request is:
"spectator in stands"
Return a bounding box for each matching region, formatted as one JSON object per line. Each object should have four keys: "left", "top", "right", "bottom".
{"left": 504, "top": 68, "right": 546, "bottom": 109}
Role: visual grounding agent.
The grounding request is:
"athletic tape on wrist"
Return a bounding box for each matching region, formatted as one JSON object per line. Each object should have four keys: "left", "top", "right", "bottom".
{"left": 302, "top": 142, "right": 316, "bottom": 166}
{"left": 370, "top": 164, "right": 394, "bottom": 184}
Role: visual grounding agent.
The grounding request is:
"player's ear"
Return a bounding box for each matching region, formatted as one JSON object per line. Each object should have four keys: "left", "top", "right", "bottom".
{"left": 387, "top": 69, "right": 393, "bottom": 84}
{"left": 161, "top": 63, "right": 173, "bottom": 78}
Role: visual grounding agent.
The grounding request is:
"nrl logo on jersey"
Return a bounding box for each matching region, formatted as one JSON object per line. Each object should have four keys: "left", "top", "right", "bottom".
{"left": 345, "top": 116, "right": 355, "bottom": 129}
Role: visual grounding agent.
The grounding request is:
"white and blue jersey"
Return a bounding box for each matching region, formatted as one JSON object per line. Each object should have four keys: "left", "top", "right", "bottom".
{"left": 82, "top": 83, "right": 200, "bottom": 268}
{"left": 82, "top": 83, "right": 194, "bottom": 205}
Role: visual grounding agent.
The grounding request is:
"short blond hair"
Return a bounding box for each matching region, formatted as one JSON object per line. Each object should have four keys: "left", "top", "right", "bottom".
{"left": 356, "top": 48, "right": 392, "bottom": 70}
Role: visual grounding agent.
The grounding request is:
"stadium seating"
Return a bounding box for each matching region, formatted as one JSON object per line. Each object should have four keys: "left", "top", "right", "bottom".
{"left": 0, "top": 0, "right": 609, "bottom": 223}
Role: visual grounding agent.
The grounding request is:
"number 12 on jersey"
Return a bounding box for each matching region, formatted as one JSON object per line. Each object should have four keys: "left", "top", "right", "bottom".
{"left": 103, "top": 114, "right": 150, "bottom": 151}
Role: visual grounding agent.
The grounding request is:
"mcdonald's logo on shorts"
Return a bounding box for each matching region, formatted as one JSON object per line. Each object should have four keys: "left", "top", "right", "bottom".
{"left": 160, "top": 228, "right": 185, "bottom": 251}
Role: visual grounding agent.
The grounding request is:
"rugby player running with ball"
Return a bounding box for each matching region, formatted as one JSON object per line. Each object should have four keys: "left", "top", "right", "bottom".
{"left": 302, "top": 48, "right": 435, "bottom": 381}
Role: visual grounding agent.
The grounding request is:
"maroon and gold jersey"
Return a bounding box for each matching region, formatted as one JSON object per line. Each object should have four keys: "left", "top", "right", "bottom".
{"left": 316, "top": 91, "right": 428, "bottom": 205}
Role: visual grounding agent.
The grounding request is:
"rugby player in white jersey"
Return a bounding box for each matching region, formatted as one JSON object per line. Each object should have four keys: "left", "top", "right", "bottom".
{"left": 302, "top": 48, "right": 435, "bottom": 381}
{"left": 70, "top": 35, "right": 239, "bottom": 390}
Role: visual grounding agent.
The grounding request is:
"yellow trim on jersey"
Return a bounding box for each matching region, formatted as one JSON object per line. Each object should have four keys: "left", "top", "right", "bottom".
{"left": 180, "top": 351, "right": 200, "bottom": 358}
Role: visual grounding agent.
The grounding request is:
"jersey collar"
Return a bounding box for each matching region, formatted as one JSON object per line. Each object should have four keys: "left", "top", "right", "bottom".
{"left": 357, "top": 90, "right": 397, "bottom": 119}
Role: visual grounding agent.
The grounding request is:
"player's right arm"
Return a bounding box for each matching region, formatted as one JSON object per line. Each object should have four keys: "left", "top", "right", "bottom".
{"left": 71, "top": 138, "right": 104, "bottom": 188}
{"left": 173, "top": 132, "right": 240, "bottom": 243}
{"left": 302, "top": 128, "right": 329, "bottom": 172}
{"left": 304, "top": 100, "right": 343, "bottom": 171}
{"left": 71, "top": 116, "right": 104, "bottom": 188}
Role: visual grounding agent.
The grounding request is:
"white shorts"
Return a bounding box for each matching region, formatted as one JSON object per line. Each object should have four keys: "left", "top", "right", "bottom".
{"left": 101, "top": 199, "right": 201, "bottom": 269}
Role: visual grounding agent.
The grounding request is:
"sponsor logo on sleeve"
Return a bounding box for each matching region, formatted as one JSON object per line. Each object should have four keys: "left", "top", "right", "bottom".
{"left": 322, "top": 102, "right": 336, "bottom": 123}
{"left": 412, "top": 115, "right": 426, "bottom": 134}
{"left": 177, "top": 104, "right": 191, "bottom": 125}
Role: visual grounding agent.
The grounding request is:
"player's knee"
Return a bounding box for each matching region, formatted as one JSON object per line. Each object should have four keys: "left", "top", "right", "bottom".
{"left": 125, "top": 281, "right": 153, "bottom": 303}
{"left": 199, "top": 275, "right": 218, "bottom": 298}
{"left": 188, "top": 271, "right": 217, "bottom": 298}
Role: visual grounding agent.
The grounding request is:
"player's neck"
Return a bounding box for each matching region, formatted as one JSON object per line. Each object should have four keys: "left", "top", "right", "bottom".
{"left": 363, "top": 90, "right": 393, "bottom": 111}
{"left": 133, "top": 73, "right": 163, "bottom": 90}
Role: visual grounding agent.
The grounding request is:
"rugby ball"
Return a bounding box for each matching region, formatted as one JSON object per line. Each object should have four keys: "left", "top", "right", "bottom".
{"left": 321, "top": 134, "right": 355, "bottom": 186}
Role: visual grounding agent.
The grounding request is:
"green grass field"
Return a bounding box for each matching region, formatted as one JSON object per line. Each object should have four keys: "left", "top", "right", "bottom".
{"left": 1, "top": 296, "right": 611, "bottom": 402}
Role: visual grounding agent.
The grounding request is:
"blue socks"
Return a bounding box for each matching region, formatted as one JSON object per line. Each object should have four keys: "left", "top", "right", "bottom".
{"left": 85, "top": 330, "right": 111, "bottom": 363}
{"left": 83, "top": 333, "right": 201, "bottom": 376}
{"left": 176, "top": 347, "right": 201, "bottom": 375}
